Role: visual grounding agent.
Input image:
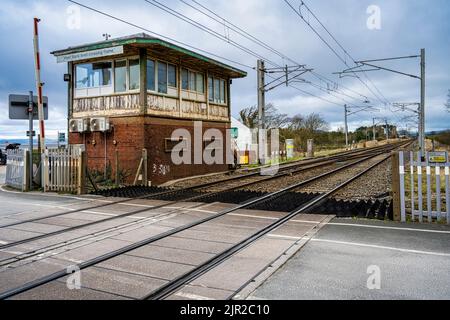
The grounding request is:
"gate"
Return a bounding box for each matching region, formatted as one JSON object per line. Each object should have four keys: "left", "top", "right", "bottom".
{"left": 5, "top": 149, "right": 28, "bottom": 191}
{"left": 397, "top": 151, "right": 450, "bottom": 223}
{"left": 42, "top": 145, "right": 85, "bottom": 194}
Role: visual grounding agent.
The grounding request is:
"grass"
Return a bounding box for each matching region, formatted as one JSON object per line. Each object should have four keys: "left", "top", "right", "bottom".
{"left": 241, "top": 145, "right": 349, "bottom": 169}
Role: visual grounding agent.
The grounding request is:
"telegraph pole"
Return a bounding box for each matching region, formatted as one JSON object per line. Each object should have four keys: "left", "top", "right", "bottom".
{"left": 257, "top": 59, "right": 266, "bottom": 165}
{"left": 385, "top": 119, "right": 389, "bottom": 140}
{"left": 419, "top": 48, "right": 425, "bottom": 153}
{"left": 372, "top": 118, "right": 376, "bottom": 141}
{"left": 344, "top": 105, "right": 349, "bottom": 148}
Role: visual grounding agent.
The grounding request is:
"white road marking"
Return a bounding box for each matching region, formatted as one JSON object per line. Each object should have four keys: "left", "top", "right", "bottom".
{"left": 327, "top": 222, "right": 450, "bottom": 234}
{"left": 228, "top": 213, "right": 321, "bottom": 225}
{"left": 174, "top": 292, "right": 213, "bottom": 300}
{"left": 165, "top": 206, "right": 217, "bottom": 214}
{"left": 267, "top": 234, "right": 302, "bottom": 241}
{"left": 229, "top": 213, "right": 277, "bottom": 220}
{"left": 118, "top": 203, "right": 155, "bottom": 208}
{"left": 290, "top": 219, "right": 322, "bottom": 224}
{"left": 311, "top": 238, "right": 450, "bottom": 257}
{"left": 80, "top": 210, "right": 148, "bottom": 220}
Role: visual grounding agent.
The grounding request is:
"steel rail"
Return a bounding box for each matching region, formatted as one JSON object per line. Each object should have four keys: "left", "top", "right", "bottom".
{"left": 0, "top": 142, "right": 389, "bottom": 230}
{"left": 0, "top": 144, "right": 400, "bottom": 251}
{"left": 0, "top": 150, "right": 393, "bottom": 300}
{"left": 145, "top": 154, "right": 393, "bottom": 300}
{"left": 0, "top": 155, "right": 348, "bottom": 263}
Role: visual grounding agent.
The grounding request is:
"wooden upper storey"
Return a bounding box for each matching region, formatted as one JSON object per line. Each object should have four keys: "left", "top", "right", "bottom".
{"left": 51, "top": 34, "right": 247, "bottom": 122}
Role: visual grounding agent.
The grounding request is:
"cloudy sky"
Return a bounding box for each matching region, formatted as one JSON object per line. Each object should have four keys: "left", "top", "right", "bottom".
{"left": 0, "top": 0, "right": 449, "bottom": 140}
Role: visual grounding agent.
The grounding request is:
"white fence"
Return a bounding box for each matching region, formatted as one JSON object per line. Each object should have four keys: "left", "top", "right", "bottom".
{"left": 42, "top": 145, "right": 85, "bottom": 194}
{"left": 399, "top": 151, "right": 450, "bottom": 223}
{"left": 5, "top": 149, "right": 28, "bottom": 191}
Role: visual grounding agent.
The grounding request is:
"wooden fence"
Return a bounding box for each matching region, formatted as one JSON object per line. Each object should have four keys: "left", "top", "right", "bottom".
{"left": 42, "top": 145, "right": 85, "bottom": 194}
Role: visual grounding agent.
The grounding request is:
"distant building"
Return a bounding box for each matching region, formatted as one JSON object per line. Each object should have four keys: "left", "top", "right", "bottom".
{"left": 52, "top": 33, "right": 246, "bottom": 184}
{"left": 230, "top": 117, "right": 252, "bottom": 152}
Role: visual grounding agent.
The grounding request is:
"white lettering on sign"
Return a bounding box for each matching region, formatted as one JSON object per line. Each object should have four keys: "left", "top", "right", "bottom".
{"left": 56, "top": 46, "right": 124, "bottom": 63}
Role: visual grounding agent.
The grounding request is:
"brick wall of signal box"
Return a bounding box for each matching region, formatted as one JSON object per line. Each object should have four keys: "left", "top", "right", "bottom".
{"left": 68, "top": 116, "right": 230, "bottom": 185}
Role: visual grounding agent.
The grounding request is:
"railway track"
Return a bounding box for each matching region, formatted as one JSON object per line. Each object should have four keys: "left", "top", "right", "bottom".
{"left": 0, "top": 152, "right": 379, "bottom": 269}
{"left": 0, "top": 140, "right": 411, "bottom": 299}
{"left": 0, "top": 142, "right": 404, "bottom": 254}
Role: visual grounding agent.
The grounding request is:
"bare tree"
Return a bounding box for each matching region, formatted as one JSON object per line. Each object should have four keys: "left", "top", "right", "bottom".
{"left": 238, "top": 103, "right": 289, "bottom": 129}
{"left": 239, "top": 106, "right": 258, "bottom": 128}
{"left": 288, "top": 115, "right": 305, "bottom": 130}
{"left": 303, "top": 113, "right": 330, "bottom": 132}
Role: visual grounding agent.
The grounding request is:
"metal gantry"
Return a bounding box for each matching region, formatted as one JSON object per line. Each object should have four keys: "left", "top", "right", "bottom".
{"left": 343, "top": 104, "right": 379, "bottom": 147}
{"left": 257, "top": 59, "right": 312, "bottom": 164}
{"left": 335, "top": 49, "right": 426, "bottom": 152}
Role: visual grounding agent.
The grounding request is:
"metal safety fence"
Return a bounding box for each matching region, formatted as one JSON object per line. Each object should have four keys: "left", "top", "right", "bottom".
{"left": 398, "top": 151, "right": 450, "bottom": 223}
{"left": 5, "top": 149, "right": 28, "bottom": 191}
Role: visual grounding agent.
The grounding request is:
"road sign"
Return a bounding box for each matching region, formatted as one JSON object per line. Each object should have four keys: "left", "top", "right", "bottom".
{"left": 9, "top": 94, "right": 48, "bottom": 120}
{"left": 58, "top": 132, "right": 66, "bottom": 143}
{"left": 27, "top": 131, "right": 36, "bottom": 137}
{"left": 428, "top": 151, "right": 448, "bottom": 164}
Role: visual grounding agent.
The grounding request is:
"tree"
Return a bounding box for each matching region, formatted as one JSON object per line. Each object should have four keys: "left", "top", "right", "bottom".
{"left": 303, "top": 113, "right": 329, "bottom": 132}
{"left": 238, "top": 103, "right": 289, "bottom": 129}
{"left": 446, "top": 89, "right": 450, "bottom": 112}
{"left": 239, "top": 106, "right": 258, "bottom": 128}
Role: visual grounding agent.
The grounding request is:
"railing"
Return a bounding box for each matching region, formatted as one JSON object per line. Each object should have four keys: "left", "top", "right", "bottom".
{"left": 5, "top": 149, "right": 28, "bottom": 191}
{"left": 398, "top": 151, "right": 450, "bottom": 223}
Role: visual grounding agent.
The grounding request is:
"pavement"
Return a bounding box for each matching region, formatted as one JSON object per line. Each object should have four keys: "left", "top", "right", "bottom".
{"left": 248, "top": 218, "right": 450, "bottom": 300}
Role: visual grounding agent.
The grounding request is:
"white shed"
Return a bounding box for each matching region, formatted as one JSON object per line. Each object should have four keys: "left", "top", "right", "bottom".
{"left": 231, "top": 116, "right": 253, "bottom": 152}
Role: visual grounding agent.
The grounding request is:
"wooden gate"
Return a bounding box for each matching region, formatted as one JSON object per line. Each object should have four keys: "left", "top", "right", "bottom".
{"left": 42, "top": 145, "right": 85, "bottom": 194}
{"left": 396, "top": 151, "right": 449, "bottom": 223}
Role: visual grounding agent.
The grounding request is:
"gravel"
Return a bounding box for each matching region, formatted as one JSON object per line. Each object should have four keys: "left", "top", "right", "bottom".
{"left": 332, "top": 159, "right": 392, "bottom": 201}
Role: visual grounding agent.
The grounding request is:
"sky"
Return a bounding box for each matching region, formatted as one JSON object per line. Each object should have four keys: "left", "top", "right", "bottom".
{"left": 0, "top": 0, "right": 449, "bottom": 140}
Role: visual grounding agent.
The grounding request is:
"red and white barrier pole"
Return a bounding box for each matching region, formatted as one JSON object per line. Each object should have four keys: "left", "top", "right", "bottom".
{"left": 33, "top": 17, "right": 45, "bottom": 151}
{"left": 33, "top": 17, "right": 48, "bottom": 190}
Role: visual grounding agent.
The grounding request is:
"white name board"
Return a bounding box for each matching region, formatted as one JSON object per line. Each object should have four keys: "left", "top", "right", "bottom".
{"left": 56, "top": 45, "right": 124, "bottom": 63}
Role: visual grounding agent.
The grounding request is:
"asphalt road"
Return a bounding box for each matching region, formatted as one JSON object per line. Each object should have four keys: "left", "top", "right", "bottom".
{"left": 249, "top": 219, "right": 450, "bottom": 300}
